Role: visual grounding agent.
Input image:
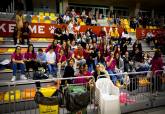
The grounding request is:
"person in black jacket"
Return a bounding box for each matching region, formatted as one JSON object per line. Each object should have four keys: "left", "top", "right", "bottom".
{"left": 62, "top": 58, "right": 75, "bottom": 85}
{"left": 21, "top": 21, "right": 30, "bottom": 45}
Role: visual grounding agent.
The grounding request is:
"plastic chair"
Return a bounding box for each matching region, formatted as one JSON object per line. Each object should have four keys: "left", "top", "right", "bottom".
{"left": 31, "top": 15, "right": 39, "bottom": 23}
{"left": 95, "top": 78, "right": 121, "bottom": 114}
{"left": 39, "top": 12, "right": 44, "bottom": 16}
{"left": 45, "top": 12, "right": 49, "bottom": 16}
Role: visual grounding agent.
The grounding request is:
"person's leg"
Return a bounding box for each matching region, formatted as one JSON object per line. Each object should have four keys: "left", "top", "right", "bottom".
{"left": 19, "top": 63, "right": 27, "bottom": 80}
{"left": 108, "top": 70, "right": 117, "bottom": 84}
{"left": 19, "top": 63, "right": 25, "bottom": 75}
{"left": 12, "top": 63, "right": 17, "bottom": 76}
{"left": 47, "top": 64, "right": 52, "bottom": 75}
{"left": 26, "top": 35, "right": 30, "bottom": 45}
{"left": 52, "top": 64, "right": 57, "bottom": 76}
{"left": 25, "top": 61, "right": 30, "bottom": 72}
{"left": 21, "top": 35, "right": 25, "bottom": 45}
{"left": 116, "top": 75, "right": 124, "bottom": 85}
{"left": 57, "top": 63, "right": 61, "bottom": 75}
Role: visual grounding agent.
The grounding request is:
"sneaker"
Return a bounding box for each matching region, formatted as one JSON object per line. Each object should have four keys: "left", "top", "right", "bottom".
{"left": 20, "top": 74, "right": 27, "bottom": 80}
{"left": 49, "top": 74, "right": 53, "bottom": 79}
{"left": 11, "top": 76, "right": 16, "bottom": 82}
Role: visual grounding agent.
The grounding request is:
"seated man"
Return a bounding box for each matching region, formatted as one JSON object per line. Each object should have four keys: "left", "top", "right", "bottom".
{"left": 36, "top": 48, "right": 47, "bottom": 73}
{"left": 11, "top": 46, "right": 27, "bottom": 81}
{"left": 21, "top": 21, "right": 31, "bottom": 45}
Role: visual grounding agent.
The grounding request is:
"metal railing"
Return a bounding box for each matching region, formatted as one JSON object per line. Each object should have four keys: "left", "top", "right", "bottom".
{"left": 0, "top": 70, "right": 165, "bottom": 114}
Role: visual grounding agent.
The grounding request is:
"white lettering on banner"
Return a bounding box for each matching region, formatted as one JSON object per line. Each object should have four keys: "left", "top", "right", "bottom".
{"left": 30, "top": 25, "right": 45, "bottom": 34}
{"left": 31, "top": 25, "right": 37, "bottom": 33}
{"left": 38, "top": 25, "right": 45, "bottom": 34}
{"left": 9, "top": 24, "right": 16, "bottom": 32}
{"left": 0, "top": 23, "right": 6, "bottom": 32}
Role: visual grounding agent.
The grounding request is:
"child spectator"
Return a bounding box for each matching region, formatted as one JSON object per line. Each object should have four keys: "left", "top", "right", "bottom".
{"left": 11, "top": 46, "right": 27, "bottom": 81}
{"left": 36, "top": 48, "right": 47, "bottom": 73}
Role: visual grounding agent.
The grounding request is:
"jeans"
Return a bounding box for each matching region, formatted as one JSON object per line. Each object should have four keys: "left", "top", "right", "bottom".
{"left": 88, "top": 63, "right": 94, "bottom": 72}
{"left": 107, "top": 70, "right": 117, "bottom": 84}
{"left": 12, "top": 63, "right": 25, "bottom": 76}
{"left": 47, "top": 64, "right": 56, "bottom": 75}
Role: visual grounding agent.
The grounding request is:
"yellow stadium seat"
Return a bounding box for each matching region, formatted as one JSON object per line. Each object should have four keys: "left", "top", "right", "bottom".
{"left": 149, "top": 26, "right": 153, "bottom": 29}
{"left": 31, "top": 15, "right": 39, "bottom": 23}
{"left": 50, "top": 12, "right": 55, "bottom": 17}
{"left": 44, "top": 19, "right": 51, "bottom": 24}
{"left": 39, "top": 15, "right": 44, "bottom": 23}
{"left": 50, "top": 13, "right": 57, "bottom": 21}
{"left": 39, "top": 12, "right": 44, "bottom": 16}
{"left": 45, "top": 12, "right": 49, "bottom": 16}
{"left": 125, "top": 25, "right": 130, "bottom": 29}
{"left": 4, "top": 90, "right": 21, "bottom": 102}
{"left": 153, "top": 26, "right": 157, "bottom": 29}
{"left": 130, "top": 28, "right": 135, "bottom": 32}
{"left": 0, "top": 37, "right": 3, "bottom": 41}
{"left": 7, "top": 48, "right": 15, "bottom": 53}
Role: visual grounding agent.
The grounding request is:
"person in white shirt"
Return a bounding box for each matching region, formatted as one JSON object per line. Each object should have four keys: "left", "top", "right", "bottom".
{"left": 121, "top": 28, "right": 132, "bottom": 45}
{"left": 46, "top": 46, "right": 56, "bottom": 77}
{"left": 146, "top": 30, "right": 154, "bottom": 46}
{"left": 67, "top": 20, "right": 75, "bottom": 41}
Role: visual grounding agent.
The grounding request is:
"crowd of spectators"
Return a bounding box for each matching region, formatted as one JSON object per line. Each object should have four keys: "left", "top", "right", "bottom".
{"left": 40, "top": 8, "right": 162, "bottom": 28}
{"left": 11, "top": 23, "right": 164, "bottom": 87}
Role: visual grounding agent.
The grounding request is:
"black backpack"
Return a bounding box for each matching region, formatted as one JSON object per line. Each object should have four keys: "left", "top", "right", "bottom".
{"left": 33, "top": 71, "right": 48, "bottom": 80}
{"left": 64, "top": 85, "right": 90, "bottom": 112}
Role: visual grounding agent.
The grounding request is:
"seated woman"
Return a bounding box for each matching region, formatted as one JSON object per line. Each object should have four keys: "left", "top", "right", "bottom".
{"left": 57, "top": 49, "right": 67, "bottom": 76}
{"left": 106, "top": 52, "right": 117, "bottom": 84}
{"left": 45, "top": 39, "right": 61, "bottom": 54}
{"left": 46, "top": 46, "right": 57, "bottom": 77}
{"left": 94, "top": 50, "right": 105, "bottom": 66}
{"left": 24, "top": 44, "right": 38, "bottom": 75}
{"left": 62, "top": 58, "right": 75, "bottom": 85}
{"left": 11, "top": 46, "right": 27, "bottom": 81}
{"left": 74, "top": 65, "right": 85, "bottom": 84}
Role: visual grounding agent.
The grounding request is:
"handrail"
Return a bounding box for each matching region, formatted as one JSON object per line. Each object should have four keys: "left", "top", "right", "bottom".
{"left": 0, "top": 70, "right": 164, "bottom": 86}
{"left": 0, "top": 76, "right": 95, "bottom": 86}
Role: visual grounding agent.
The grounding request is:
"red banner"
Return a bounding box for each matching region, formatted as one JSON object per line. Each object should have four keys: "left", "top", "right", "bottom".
{"left": 136, "top": 28, "right": 165, "bottom": 40}
{"left": 0, "top": 21, "right": 124, "bottom": 38}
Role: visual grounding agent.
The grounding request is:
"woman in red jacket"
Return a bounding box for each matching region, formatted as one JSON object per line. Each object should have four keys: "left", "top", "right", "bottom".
{"left": 150, "top": 49, "right": 163, "bottom": 91}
